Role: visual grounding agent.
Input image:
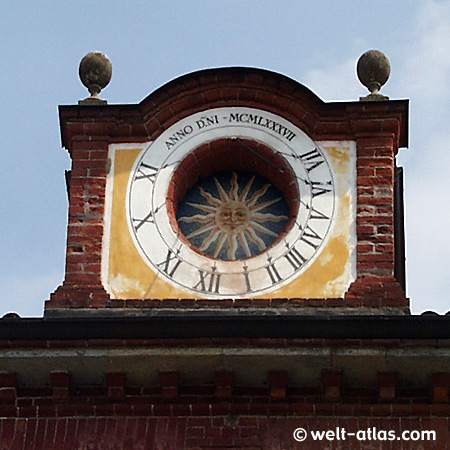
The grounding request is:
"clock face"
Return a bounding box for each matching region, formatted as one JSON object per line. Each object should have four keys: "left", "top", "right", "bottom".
{"left": 126, "top": 107, "right": 336, "bottom": 298}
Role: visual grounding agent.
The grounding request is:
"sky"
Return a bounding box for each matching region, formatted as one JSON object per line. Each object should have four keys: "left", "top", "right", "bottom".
{"left": 0, "top": 0, "right": 449, "bottom": 317}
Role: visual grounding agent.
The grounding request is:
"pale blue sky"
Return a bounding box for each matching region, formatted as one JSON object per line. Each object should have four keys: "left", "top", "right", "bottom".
{"left": 1, "top": 1, "right": 449, "bottom": 316}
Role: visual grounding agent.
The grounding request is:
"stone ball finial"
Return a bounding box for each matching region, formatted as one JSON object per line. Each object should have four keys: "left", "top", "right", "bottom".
{"left": 357, "top": 50, "right": 390, "bottom": 101}
{"left": 78, "top": 51, "right": 112, "bottom": 105}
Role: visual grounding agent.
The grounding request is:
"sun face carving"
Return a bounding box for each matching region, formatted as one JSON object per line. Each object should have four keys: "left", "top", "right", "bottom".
{"left": 216, "top": 201, "right": 250, "bottom": 233}
{"left": 177, "top": 171, "right": 290, "bottom": 261}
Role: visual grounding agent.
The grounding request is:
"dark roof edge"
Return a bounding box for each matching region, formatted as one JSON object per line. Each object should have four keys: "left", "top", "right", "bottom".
{"left": 1, "top": 315, "right": 449, "bottom": 341}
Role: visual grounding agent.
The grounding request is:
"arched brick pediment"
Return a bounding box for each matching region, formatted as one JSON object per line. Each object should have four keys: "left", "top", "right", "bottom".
{"left": 137, "top": 67, "right": 325, "bottom": 141}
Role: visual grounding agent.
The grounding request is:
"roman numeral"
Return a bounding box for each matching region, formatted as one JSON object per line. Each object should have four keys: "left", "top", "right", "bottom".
{"left": 300, "top": 225, "right": 323, "bottom": 249}
{"left": 266, "top": 262, "right": 282, "bottom": 285}
{"left": 135, "top": 163, "right": 158, "bottom": 183}
{"left": 311, "top": 181, "right": 332, "bottom": 198}
{"left": 132, "top": 204, "right": 164, "bottom": 231}
{"left": 132, "top": 211, "right": 154, "bottom": 230}
{"left": 309, "top": 206, "right": 330, "bottom": 220}
{"left": 284, "top": 245, "right": 307, "bottom": 271}
{"left": 193, "top": 270, "right": 221, "bottom": 293}
{"left": 299, "top": 148, "right": 325, "bottom": 173}
{"left": 300, "top": 201, "right": 330, "bottom": 221}
{"left": 157, "top": 249, "right": 182, "bottom": 278}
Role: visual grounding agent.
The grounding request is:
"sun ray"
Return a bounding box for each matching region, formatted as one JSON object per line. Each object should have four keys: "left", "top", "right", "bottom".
{"left": 178, "top": 214, "right": 214, "bottom": 223}
{"left": 238, "top": 232, "right": 252, "bottom": 258}
{"left": 214, "top": 177, "right": 231, "bottom": 202}
{"left": 199, "top": 187, "right": 222, "bottom": 207}
{"left": 249, "top": 221, "right": 280, "bottom": 238}
{"left": 250, "top": 197, "right": 282, "bottom": 212}
{"left": 228, "top": 234, "right": 238, "bottom": 260}
{"left": 229, "top": 172, "right": 239, "bottom": 201}
{"left": 186, "top": 202, "right": 216, "bottom": 213}
{"left": 239, "top": 175, "right": 255, "bottom": 202}
{"left": 252, "top": 212, "right": 288, "bottom": 222}
{"left": 246, "top": 183, "right": 271, "bottom": 207}
{"left": 199, "top": 228, "right": 222, "bottom": 251}
{"left": 245, "top": 228, "right": 267, "bottom": 252}
{"left": 213, "top": 232, "right": 228, "bottom": 258}
{"left": 186, "top": 223, "right": 217, "bottom": 239}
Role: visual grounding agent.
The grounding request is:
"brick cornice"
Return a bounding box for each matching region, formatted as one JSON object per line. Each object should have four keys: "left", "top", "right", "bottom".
{"left": 59, "top": 67, "right": 408, "bottom": 154}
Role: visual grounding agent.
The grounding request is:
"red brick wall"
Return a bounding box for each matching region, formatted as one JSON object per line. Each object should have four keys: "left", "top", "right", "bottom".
{"left": 1, "top": 404, "right": 448, "bottom": 449}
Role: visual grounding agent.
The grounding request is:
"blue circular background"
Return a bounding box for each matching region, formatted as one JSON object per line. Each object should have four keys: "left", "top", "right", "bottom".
{"left": 176, "top": 170, "right": 290, "bottom": 261}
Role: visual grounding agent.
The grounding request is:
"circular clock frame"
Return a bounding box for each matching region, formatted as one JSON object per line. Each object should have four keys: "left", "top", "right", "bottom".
{"left": 127, "top": 107, "right": 336, "bottom": 298}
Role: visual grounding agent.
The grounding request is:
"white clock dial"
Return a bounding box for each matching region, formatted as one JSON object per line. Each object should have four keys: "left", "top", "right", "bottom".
{"left": 127, "top": 107, "right": 336, "bottom": 298}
